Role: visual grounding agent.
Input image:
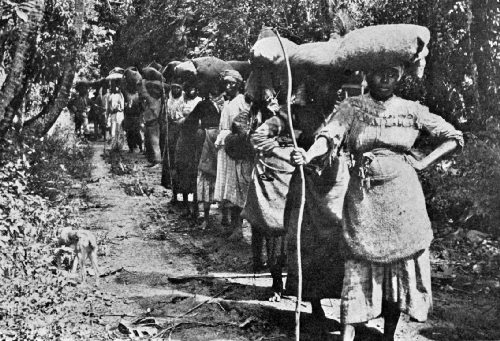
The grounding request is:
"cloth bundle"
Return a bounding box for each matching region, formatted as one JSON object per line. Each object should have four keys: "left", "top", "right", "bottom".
{"left": 332, "top": 24, "right": 430, "bottom": 77}
{"left": 250, "top": 24, "right": 430, "bottom": 77}
{"left": 250, "top": 35, "right": 298, "bottom": 66}
{"left": 175, "top": 56, "right": 236, "bottom": 95}
{"left": 123, "top": 67, "right": 142, "bottom": 91}
{"left": 227, "top": 60, "right": 252, "bottom": 80}
{"left": 163, "top": 61, "right": 182, "bottom": 82}
{"left": 141, "top": 66, "right": 164, "bottom": 82}
{"left": 193, "top": 56, "right": 235, "bottom": 80}
{"left": 290, "top": 40, "right": 342, "bottom": 71}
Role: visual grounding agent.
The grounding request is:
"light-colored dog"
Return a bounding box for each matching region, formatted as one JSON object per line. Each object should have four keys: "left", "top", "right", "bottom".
{"left": 59, "top": 227, "right": 100, "bottom": 284}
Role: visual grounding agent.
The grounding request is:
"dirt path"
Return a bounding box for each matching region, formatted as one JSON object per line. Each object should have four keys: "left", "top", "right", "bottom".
{"left": 81, "top": 142, "right": 499, "bottom": 341}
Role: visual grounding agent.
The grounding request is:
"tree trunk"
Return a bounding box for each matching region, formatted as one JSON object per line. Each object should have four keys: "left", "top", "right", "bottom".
{"left": 0, "top": 0, "right": 44, "bottom": 140}
{"left": 36, "top": 0, "right": 86, "bottom": 136}
{"left": 465, "top": 0, "right": 482, "bottom": 121}
{"left": 38, "top": 62, "right": 77, "bottom": 136}
{"left": 470, "top": 0, "right": 494, "bottom": 120}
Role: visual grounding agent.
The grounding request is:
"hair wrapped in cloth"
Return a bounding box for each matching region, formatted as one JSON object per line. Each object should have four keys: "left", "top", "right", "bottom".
{"left": 220, "top": 69, "right": 243, "bottom": 84}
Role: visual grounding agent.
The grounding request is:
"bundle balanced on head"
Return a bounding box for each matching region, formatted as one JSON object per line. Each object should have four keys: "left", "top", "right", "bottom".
{"left": 291, "top": 60, "right": 463, "bottom": 340}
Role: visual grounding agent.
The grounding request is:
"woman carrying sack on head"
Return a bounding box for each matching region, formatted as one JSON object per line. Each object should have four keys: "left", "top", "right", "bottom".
{"left": 291, "top": 64, "right": 463, "bottom": 341}
{"left": 214, "top": 69, "right": 252, "bottom": 241}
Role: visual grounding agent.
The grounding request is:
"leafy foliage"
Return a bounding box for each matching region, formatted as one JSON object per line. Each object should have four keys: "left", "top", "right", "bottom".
{"left": 421, "top": 126, "right": 500, "bottom": 236}
{"left": 0, "top": 133, "right": 106, "bottom": 340}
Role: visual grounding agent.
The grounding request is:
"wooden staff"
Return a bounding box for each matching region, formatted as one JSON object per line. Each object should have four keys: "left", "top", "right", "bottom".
{"left": 273, "top": 28, "right": 305, "bottom": 341}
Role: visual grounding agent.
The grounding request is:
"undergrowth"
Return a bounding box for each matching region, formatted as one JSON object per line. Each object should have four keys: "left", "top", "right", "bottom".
{"left": 0, "top": 129, "right": 108, "bottom": 340}
{"left": 421, "top": 127, "right": 500, "bottom": 237}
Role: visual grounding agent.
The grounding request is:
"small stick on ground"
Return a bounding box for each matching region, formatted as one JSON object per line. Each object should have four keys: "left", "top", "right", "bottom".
{"left": 99, "top": 267, "right": 125, "bottom": 278}
{"left": 177, "top": 286, "right": 231, "bottom": 318}
{"left": 99, "top": 313, "right": 137, "bottom": 318}
{"left": 167, "top": 272, "right": 287, "bottom": 283}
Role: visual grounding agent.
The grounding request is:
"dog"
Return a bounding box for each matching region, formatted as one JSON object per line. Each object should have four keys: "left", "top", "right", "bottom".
{"left": 59, "top": 228, "right": 100, "bottom": 284}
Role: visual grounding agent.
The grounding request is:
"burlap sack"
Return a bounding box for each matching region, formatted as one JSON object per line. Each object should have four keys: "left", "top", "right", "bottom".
{"left": 174, "top": 60, "right": 197, "bottom": 79}
{"left": 141, "top": 66, "right": 164, "bottom": 82}
{"left": 332, "top": 24, "right": 430, "bottom": 76}
{"left": 192, "top": 56, "right": 234, "bottom": 81}
{"left": 290, "top": 40, "right": 342, "bottom": 70}
{"left": 227, "top": 60, "right": 252, "bottom": 80}
{"left": 163, "top": 61, "right": 181, "bottom": 82}
{"left": 250, "top": 36, "right": 298, "bottom": 66}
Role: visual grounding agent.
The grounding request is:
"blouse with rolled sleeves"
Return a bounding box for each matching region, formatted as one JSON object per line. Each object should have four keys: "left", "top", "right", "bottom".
{"left": 317, "top": 94, "right": 463, "bottom": 263}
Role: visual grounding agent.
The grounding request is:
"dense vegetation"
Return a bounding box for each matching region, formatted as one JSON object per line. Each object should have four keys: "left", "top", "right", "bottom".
{"left": 0, "top": 1, "right": 499, "bottom": 339}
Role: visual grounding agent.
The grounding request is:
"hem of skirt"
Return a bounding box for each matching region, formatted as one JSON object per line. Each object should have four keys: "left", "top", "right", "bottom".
{"left": 341, "top": 303, "right": 431, "bottom": 324}
{"left": 343, "top": 246, "right": 430, "bottom": 265}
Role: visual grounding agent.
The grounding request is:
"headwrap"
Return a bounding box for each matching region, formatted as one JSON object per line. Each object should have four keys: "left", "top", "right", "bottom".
{"left": 220, "top": 69, "right": 243, "bottom": 83}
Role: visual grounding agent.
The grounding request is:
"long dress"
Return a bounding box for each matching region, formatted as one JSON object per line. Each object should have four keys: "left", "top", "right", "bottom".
{"left": 244, "top": 107, "right": 349, "bottom": 301}
{"left": 123, "top": 92, "right": 143, "bottom": 151}
{"left": 161, "top": 93, "right": 185, "bottom": 189}
{"left": 180, "top": 98, "right": 222, "bottom": 202}
{"left": 214, "top": 94, "right": 252, "bottom": 207}
{"left": 174, "top": 96, "right": 202, "bottom": 193}
{"left": 317, "top": 93, "right": 463, "bottom": 324}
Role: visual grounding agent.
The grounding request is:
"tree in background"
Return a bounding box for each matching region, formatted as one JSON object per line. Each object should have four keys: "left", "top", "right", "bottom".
{"left": 0, "top": 0, "right": 45, "bottom": 138}
{"left": 367, "top": 0, "right": 499, "bottom": 129}
{"left": 0, "top": 0, "right": 116, "bottom": 139}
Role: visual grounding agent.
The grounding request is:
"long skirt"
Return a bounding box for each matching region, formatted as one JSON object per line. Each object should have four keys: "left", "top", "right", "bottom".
{"left": 284, "top": 156, "right": 350, "bottom": 301}
{"left": 110, "top": 112, "right": 125, "bottom": 150}
{"left": 175, "top": 128, "right": 204, "bottom": 194}
{"left": 214, "top": 148, "right": 253, "bottom": 208}
{"left": 123, "top": 116, "right": 142, "bottom": 151}
{"left": 242, "top": 147, "right": 294, "bottom": 235}
{"left": 197, "top": 129, "right": 219, "bottom": 203}
{"left": 341, "top": 249, "right": 432, "bottom": 324}
{"left": 161, "top": 123, "right": 181, "bottom": 189}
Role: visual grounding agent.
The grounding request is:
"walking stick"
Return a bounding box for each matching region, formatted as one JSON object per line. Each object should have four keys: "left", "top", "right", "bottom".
{"left": 273, "top": 28, "right": 305, "bottom": 341}
{"left": 160, "top": 82, "right": 174, "bottom": 191}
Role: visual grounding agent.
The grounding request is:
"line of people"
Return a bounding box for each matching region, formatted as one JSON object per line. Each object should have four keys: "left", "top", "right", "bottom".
{"left": 68, "top": 78, "right": 143, "bottom": 153}
{"left": 161, "top": 63, "right": 463, "bottom": 341}
{"left": 161, "top": 70, "right": 250, "bottom": 242}
{"left": 71, "top": 51, "right": 463, "bottom": 340}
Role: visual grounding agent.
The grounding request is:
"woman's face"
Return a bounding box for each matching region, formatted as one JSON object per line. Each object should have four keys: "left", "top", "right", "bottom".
{"left": 224, "top": 80, "right": 239, "bottom": 98}
{"left": 368, "top": 67, "right": 400, "bottom": 99}
{"left": 185, "top": 86, "right": 198, "bottom": 99}
{"left": 171, "top": 85, "right": 182, "bottom": 98}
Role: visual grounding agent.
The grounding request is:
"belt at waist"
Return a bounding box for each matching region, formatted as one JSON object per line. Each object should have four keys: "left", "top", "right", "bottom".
{"left": 349, "top": 148, "right": 412, "bottom": 189}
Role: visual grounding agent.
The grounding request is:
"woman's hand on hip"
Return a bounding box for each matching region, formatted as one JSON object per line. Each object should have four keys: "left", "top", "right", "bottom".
{"left": 406, "top": 155, "right": 428, "bottom": 171}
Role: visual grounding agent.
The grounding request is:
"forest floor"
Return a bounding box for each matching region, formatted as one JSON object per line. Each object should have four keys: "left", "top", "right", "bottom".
{"left": 72, "top": 140, "right": 500, "bottom": 341}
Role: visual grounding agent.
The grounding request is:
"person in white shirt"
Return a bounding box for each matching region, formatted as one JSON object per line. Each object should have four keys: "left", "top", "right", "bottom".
{"left": 106, "top": 83, "right": 125, "bottom": 149}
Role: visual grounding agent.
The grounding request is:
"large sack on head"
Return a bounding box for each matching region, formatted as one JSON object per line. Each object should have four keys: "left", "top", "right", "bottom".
{"left": 163, "top": 61, "right": 182, "bottom": 82}
{"left": 192, "top": 56, "right": 234, "bottom": 81}
{"left": 123, "top": 67, "right": 143, "bottom": 92}
{"left": 148, "top": 61, "right": 163, "bottom": 72}
{"left": 332, "top": 24, "right": 430, "bottom": 77}
{"left": 227, "top": 60, "right": 252, "bottom": 80}
{"left": 250, "top": 36, "right": 298, "bottom": 66}
{"left": 142, "top": 66, "right": 164, "bottom": 82}
{"left": 174, "top": 60, "right": 197, "bottom": 80}
{"left": 290, "top": 40, "right": 342, "bottom": 71}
